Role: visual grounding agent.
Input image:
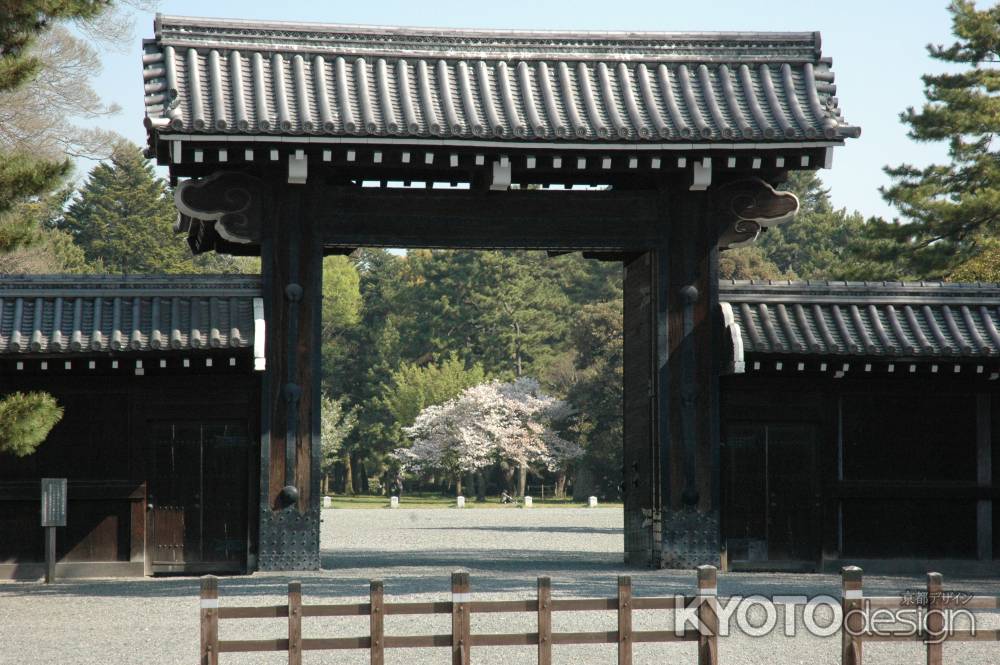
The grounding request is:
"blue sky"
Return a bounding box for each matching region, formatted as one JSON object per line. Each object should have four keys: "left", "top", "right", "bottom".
{"left": 91, "top": 0, "right": 962, "bottom": 221}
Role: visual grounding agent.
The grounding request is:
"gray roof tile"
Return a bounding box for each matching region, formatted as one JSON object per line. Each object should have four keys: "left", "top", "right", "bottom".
{"left": 721, "top": 281, "right": 1000, "bottom": 358}
{"left": 0, "top": 275, "right": 260, "bottom": 356}
{"left": 143, "top": 15, "right": 859, "bottom": 144}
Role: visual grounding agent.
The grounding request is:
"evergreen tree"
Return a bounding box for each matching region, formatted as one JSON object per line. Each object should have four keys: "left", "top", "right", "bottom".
{"left": 866, "top": 0, "right": 1000, "bottom": 277}
{"left": 52, "top": 144, "right": 252, "bottom": 274}
{"left": 0, "top": 392, "right": 63, "bottom": 457}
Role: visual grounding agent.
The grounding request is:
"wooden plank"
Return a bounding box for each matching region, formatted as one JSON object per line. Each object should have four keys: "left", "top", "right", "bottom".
{"left": 551, "top": 598, "right": 618, "bottom": 611}
{"left": 977, "top": 394, "right": 992, "bottom": 561}
{"left": 452, "top": 572, "right": 471, "bottom": 665}
{"left": 384, "top": 601, "right": 453, "bottom": 615}
{"left": 631, "top": 597, "right": 683, "bottom": 610}
{"left": 303, "top": 603, "right": 370, "bottom": 617}
{"left": 370, "top": 580, "right": 384, "bottom": 665}
{"left": 926, "top": 573, "right": 943, "bottom": 665}
{"left": 288, "top": 582, "right": 302, "bottom": 665}
{"left": 221, "top": 605, "right": 289, "bottom": 619}
{"left": 551, "top": 631, "right": 618, "bottom": 645}
{"left": 632, "top": 631, "right": 699, "bottom": 643}
{"left": 841, "top": 567, "right": 863, "bottom": 665}
{"left": 303, "top": 637, "right": 370, "bottom": 650}
{"left": 944, "top": 629, "right": 1000, "bottom": 641}
{"left": 538, "top": 577, "right": 552, "bottom": 665}
{"left": 470, "top": 633, "right": 538, "bottom": 647}
{"left": 218, "top": 639, "right": 289, "bottom": 652}
{"left": 200, "top": 576, "right": 220, "bottom": 665}
{"left": 697, "top": 566, "right": 719, "bottom": 665}
{"left": 383, "top": 634, "right": 452, "bottom": 649}
{"left": 315, "top": 186, "right": 666, "bottom": 251}
{"left": 469, "top": 600, "right": 536, "bottom": 613}
{"left": 618, "top": 576, "right": 632, "bottom": 665}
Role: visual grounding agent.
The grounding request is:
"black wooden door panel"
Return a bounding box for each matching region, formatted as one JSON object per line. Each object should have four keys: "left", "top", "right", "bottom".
{"left": 149, "top": 421, "right": 249, "bottom": 569}
{"left": 766, "top": 425, "right": 817, "bottom": 561}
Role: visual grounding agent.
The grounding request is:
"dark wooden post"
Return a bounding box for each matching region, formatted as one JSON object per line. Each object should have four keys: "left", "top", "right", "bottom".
{"left": 617, "top": 576, "right": 632, "bottom": 665}
{"left": 258, "top": 182, "right": 324, "bottom": 571}
{"left": 370, "top": 580, "right": 385, "bottom": 665}
{"left": 841, "top": 566, "right": 863, "bottom": 665}
{"left": 452, "top": 572, "right": 471, "bottom": 665}
{"left": 697, "top": 565, "right": 719, "bottom": 665}
{"left": 200, "top": 575, "right": 219, "bottom": 665}
{"left": 537, "top": 577, "right": 552, "bottom": 665}
{"left": 925, "top": 572, "right": 943, "bottom": 665}
{"left": 288, "top": 581, "right": 303, "bottom": 665}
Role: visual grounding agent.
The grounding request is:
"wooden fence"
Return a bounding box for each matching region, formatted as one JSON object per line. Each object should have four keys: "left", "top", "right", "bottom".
{"left": 199, "top": 566, "right": 719, "bottom": 665}
{"left": 841, "top": 566, "right": 1000, "bottom": 665}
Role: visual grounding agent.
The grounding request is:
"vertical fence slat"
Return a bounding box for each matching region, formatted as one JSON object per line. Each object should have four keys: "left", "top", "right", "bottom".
{"left": 926, "top": 572, "right": 943, "bottom": 665}
{"left": 452, "top": 571, "right": 471, "bottom": 665}
{"left": 841, "top": 566, "right": 863, "bottom": 665}
{"left": 537, "top": 577, "right": 552, "bottom": 665}
{"left": 697, "top": 566, "right": 719, "bottom": 665}
{"left": 200, "top": 575, "right": 219, "bottom": 665}
{"left": 288, "top": 581, "right": 302, "bottom": 665}
{"left": 617, "top": 576, "right": 632, "bottom": 665}
{"left": 371, "top": 580, "right": 385, "bottom": 665}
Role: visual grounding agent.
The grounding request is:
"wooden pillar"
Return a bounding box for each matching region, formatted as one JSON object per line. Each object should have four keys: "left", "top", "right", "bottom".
{"left": 976, "top": 394, "right": 992, "bottom": 561}
{"left": 175, "top": 171, "right": 323, "bottom": 571}
{"left": 258, "top": 183, "right": 324, "bottom": 571}
{"left": 657, "top": 183, "right": 721, "bottom": 568}
{"left": 653, "top": 177, "right": 797, "bottom": 569}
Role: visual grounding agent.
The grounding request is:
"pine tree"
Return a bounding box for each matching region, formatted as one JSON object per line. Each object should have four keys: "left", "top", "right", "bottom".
{"left": 868, "top": 0, "right": 1000, "bottom": 277}
{"left": 0, "top": 392, "right": 64, "bottom": 457}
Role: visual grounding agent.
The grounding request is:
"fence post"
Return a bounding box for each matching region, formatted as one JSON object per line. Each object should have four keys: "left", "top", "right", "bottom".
{"left": 370, "top": 580, "right": 385, "bottom": 665}
{"left": 617, "top": 576, "right": 632, "bottom": 665}
{"left": 926, "top": 572, "right": 943, "bottom": 665}
{"left": 288, "top": 582, "right": 302, "bottom": 665}
{"left": 537, "top": 577, "right": 552, "bottom": 665}
{"left": 841, "top": 566, "right": 863, "bottom": 665}
{"left": 452, "top": 572, "right": 471, "bottom": 665}
{"left": 696, "top": 565, "right": 719, "bottom": 665}
{"left": 200, "top": 575, "right": 219, "bottom": 665}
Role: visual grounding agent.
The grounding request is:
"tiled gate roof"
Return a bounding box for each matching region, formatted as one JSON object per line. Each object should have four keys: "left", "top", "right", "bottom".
{"left": 143, "top": 16, "right": 859, "bottom": 144}
{"left": 0, "top": 275, "right": 261, "bottom": 355}
{"left": 721, "top": 281, "right": 1000, "bottom": 358}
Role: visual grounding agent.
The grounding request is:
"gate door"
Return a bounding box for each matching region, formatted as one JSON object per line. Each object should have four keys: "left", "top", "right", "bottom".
{"left": 149, "top": 421, "right": 250, "bottom": 573}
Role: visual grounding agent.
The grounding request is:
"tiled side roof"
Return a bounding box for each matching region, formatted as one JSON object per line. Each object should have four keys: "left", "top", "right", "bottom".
{"left": 0, "top": 275, "right": 261, "bottom": 355}
{"left": 720, "top": 281, "right": 1000, "bottom": 358}
{"left": 143, "top": 15, "right": 859, "bottom": 144}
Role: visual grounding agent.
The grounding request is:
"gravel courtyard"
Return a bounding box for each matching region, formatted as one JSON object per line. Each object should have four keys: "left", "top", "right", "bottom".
{"left": 1, "top": 507, "right": 999, "bottom": 664}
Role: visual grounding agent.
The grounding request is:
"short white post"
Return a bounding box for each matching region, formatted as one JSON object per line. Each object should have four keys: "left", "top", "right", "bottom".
{"left": 390, "top": 496, "right": 399, "bottom": 509}
{"left": 588, "top": 496, "right": 598, "bottom": 508}
{"left": 524, "top": 496, "right": 533, "bottom": 508}
{"left": 322, "top": 496, "right": 332, "bottom": 509}
{"left": 456, "top": 495, "right": 465, "bottom": 508}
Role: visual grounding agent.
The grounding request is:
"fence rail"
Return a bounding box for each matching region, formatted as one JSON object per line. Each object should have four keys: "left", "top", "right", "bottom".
{"left": 199, "top": 566, "right": 719, "bottom": 665}
{"left": 841, "top": 567, "right": 1000, "bottom": 665}
{"left": 199, "top": 565, "right": 999, "bottom": 665}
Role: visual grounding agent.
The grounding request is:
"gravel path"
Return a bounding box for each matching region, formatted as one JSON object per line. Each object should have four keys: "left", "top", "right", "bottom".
{"left": 1, "top": 507, "right": 998, "bottom": 664}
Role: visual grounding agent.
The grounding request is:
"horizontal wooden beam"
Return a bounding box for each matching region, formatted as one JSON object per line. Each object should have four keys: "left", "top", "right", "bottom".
{"left": 311, "top": 186, "right": 667, "bottom": 250}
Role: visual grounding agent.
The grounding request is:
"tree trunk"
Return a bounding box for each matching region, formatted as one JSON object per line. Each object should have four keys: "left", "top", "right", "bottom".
{"left": 518, "top": 463, "right": 527, "bottom": 497}
{"left": 342, "top": 452, "right": 354, "bottom": 495}
{"left": 475, "top": 472, "right": 487, "bottom": 502}
{"left": 455, "top": 475, "right": 463, "bottom": 497}
{"left": 352, "top": 452, "right": 365, "bottom": 494}
{"left": 555, "top": 471, "right": 567, "bottom": 499}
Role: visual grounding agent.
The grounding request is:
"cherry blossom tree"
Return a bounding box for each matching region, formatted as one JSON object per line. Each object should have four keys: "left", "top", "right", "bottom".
{"left": 398, "top": 378, "right": 582, "bottom": 496}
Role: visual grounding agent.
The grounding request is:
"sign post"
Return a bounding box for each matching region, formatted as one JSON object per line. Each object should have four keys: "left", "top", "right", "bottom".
{"left": 40, "top": 478, "right": 67, "bottom": 584}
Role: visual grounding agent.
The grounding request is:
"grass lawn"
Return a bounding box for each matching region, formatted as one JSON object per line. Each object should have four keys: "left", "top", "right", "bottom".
{"left": 324, "top": 493, "right": 622, "bottom": 509}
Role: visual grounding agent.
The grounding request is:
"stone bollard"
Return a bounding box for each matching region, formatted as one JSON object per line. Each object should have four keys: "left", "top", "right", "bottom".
{"left": 323, "top": 496, "right": 332, "bottom": 509}
{"left": 456, "top": 495, "right": 465, "bottom": 508}
{"left": 524, "top": 496, "right": 533, "bottom": 508}
{"left": 390, "top": 496, "right": 399, "bottom": 509}
{"left": 588, "top": 496, "right": 598, "bottom": 508}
